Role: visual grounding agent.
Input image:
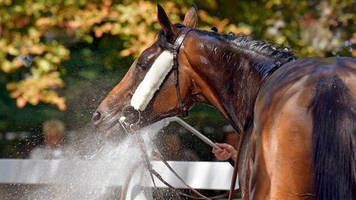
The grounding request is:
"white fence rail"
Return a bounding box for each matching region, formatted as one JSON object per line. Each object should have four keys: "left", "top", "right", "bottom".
{"left": 0, "top": 159, "right": 238, "bottom": 190}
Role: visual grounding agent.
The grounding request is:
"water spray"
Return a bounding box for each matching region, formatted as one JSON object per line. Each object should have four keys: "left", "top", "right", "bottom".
{"left": 117, "top": 115, "right": 222, "bottom": 199}
{"left": 139, "top": 117, "right": 221, "bottom": 150}
{"left": 137, "top": 117, "right": 223, "bottom": 199}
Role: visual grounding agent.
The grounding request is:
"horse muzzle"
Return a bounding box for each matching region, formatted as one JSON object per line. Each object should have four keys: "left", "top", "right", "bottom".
{"left": 92, "top": 105, "right": 141, "bottom": 132}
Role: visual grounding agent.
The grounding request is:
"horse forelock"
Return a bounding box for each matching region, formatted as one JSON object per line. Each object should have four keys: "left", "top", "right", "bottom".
{"left": 157, "top": 23, "right": 187, "bottom": 50}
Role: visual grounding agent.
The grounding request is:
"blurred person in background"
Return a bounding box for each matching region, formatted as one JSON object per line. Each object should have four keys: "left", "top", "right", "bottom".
{"left": 160, "top": 133, "right": 199, "bottom": 161}
{"left": 29, "top": 119, "right": 67, "bottom": 159}
{"left": 153, "top": 133, "right": 199, "bottom": 200}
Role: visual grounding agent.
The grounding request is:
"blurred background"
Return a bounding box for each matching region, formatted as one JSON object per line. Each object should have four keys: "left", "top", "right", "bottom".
{"left": 0, "top": 0, "right": 355, "bottom": 160}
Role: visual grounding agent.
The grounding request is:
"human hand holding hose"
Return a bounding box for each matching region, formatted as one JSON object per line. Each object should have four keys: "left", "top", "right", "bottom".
{"left": 212, "top": 143, "right": 237, "bottom": 162}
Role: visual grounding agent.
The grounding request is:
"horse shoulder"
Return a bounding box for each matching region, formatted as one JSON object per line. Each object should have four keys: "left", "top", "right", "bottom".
{"left": 250, "top": 57, "right": 356, "bottom": 199}
{"left": 250, "top": 59, "right": 323, "bottom": 199}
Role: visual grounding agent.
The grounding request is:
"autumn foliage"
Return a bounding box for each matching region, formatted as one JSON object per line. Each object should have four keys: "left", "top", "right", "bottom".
{"left": 0, "top": 0, "right": 247, "bottom": 110}
{"left": 0, "top": 0, "right": 355, "bottom": 110}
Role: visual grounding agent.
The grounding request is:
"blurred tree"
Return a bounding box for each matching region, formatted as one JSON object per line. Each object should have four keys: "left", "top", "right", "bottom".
{"left": 1, "top": 0, "right": 354, "bottom": 110}
{"left": 207, "top": 0, "right": 355, "bottom": 57}
{"left": 0, "top": 0, "right": 243, "bottom": 110}
{"left": 0, "top": 0, "right": 355, "bottom": 159}
{"left": 0, "top": 1, "right": 244, "bottom": 158}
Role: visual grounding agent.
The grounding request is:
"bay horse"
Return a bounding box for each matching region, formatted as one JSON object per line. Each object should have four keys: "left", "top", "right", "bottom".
{"left": 93, "top": 5, "right": 356, "bottom": 200}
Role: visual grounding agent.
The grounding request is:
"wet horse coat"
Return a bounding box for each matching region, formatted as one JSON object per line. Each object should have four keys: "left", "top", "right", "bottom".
{"left": 247, "top": 57, "right": 356, "bottom": 199}
{"left": 94, "top": 5, "right": 356, "bottom": 200}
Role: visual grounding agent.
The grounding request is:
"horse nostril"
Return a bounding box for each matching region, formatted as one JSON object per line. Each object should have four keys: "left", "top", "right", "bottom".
{"left": 92, "top": 111, "right": 103, "bottom": 125}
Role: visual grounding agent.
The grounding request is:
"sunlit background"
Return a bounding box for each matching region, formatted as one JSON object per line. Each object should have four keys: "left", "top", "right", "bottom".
{"left": 0, "top": 0, "right": 355, "bottom": 160}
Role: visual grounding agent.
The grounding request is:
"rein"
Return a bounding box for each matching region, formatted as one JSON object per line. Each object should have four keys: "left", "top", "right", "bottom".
{"left": 228, "top": 131, "right": 245, "bottom": 200}
{"left": 120, "top": 27, "right": 242, "bottom": 199}
{"left": 119, "top": 120, "right": 228, "bottom": 199}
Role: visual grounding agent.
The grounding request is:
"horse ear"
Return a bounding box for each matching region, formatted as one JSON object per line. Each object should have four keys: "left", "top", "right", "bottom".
{"left": 157, "top": 4, "right": 174, "bottom": 39}
{"left": 183, "top": 4, "right": 198, "bottom": 28}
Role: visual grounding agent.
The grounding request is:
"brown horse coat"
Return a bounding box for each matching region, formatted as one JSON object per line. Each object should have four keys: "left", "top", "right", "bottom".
{"left": 94, "top": 5, "right": 356, "bottom": 200}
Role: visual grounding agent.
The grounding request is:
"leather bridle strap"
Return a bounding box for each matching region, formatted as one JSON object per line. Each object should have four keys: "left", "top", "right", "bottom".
{"left": 162, "top": 28, "right": 192, "bottom": 117}
{"left": 228, "top": 131, "right": 245, "bottom": 200}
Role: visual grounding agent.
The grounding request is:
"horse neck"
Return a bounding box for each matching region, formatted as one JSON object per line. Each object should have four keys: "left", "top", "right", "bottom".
{"left": 187, "top": 39, "right": 272, "bottom": 133}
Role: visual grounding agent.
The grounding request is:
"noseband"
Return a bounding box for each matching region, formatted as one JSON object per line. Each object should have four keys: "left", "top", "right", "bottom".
{"left": 159, "top": 27, "right": 192, "bottom": 117}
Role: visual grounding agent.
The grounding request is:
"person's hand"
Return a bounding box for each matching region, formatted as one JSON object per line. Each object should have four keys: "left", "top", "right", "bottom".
{"left": 212, "top": 143, "right": 237, "bottom": 161}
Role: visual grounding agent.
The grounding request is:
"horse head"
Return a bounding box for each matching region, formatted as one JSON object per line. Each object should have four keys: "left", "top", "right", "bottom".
{"left": 93, "top": 4, "right": 288, "bottom": 135}
{"left": 93, "top": 5, "right": 208, "bottom": 133}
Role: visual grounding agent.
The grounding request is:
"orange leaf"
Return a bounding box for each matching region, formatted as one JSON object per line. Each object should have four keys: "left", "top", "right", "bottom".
{"left": 16, "top": 97, "right": 27, "bottom": 108}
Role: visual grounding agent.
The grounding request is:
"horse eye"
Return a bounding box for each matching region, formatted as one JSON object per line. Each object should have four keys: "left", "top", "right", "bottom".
{"left": 137, "top": 62, "right": 147, "bottom": 70}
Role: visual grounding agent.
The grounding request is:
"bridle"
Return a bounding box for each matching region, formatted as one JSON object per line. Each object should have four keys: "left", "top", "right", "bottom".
{"left": 119, "top": 27, "right": 241, "bottom": 199}
{"left": 158, "top": 27, "right": 193, "bottom": 117}
{"left": 120, "top": 27, "right": 192, "bottom": 126}
{"left": 162, "top": 27, "right": 242, "bottom": 200}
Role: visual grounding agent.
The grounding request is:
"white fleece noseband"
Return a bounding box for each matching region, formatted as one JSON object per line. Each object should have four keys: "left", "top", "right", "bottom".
{"left": 130, "top": 50, "right": 174, "bottom": 111}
